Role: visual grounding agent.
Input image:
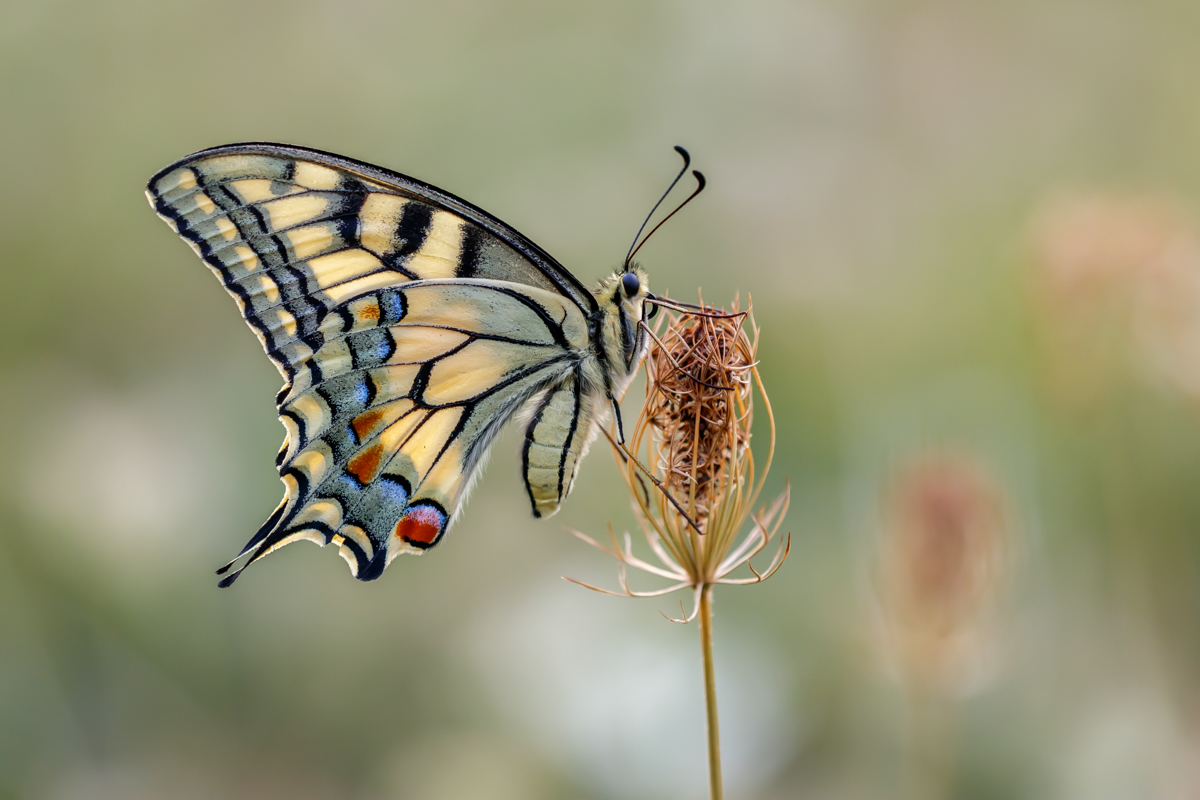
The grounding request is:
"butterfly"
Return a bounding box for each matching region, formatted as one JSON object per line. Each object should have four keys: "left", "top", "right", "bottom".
{"left": 146, "top": 142, "right": 703, "bottom": 586}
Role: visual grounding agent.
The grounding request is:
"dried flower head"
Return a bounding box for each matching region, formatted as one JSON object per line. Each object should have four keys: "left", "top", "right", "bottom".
{"left": 646, "top": 301, "right": 753, "bottom": 528}
{"left": 568, "top": 296, "right": 789, "bottom": 621}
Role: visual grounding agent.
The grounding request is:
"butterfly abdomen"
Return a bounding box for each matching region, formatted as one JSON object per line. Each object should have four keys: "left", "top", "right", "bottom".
{"left": 521, "top": 374, "right": 604, "bottom": 518}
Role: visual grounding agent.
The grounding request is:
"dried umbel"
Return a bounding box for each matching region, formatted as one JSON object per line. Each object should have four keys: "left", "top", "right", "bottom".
{"left": 569, "top": 296, "right": 788, "bottom": 619}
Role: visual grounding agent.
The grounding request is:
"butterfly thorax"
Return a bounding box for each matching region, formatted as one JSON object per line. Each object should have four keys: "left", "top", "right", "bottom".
{"left": 589, "top": 265, "right": 652, "bottom": 399}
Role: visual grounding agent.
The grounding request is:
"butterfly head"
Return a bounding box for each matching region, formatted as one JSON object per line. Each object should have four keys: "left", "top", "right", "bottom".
{"left": 594, "top": 265, "right": 654, "bottom": 377}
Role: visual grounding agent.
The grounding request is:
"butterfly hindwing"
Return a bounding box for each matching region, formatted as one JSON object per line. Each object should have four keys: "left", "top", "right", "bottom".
{"left": 147, "top": 144, "right": 609, "bottom": 584}
{"left": 221, "top": 279, "right": 589, "bottom": 584}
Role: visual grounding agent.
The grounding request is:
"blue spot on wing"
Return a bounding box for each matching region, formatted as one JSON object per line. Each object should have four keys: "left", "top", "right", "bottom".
{"left": 369, "top": 335, "right": 392, "bottom": 362}
{"left": 380, "top": 290, "right": 406, "bottom": 324}
{"left": 350, "top": 374, "right": 372, "bottom": 406}
{"left": 378, "top": 475, "right": 409, "bottom": 506}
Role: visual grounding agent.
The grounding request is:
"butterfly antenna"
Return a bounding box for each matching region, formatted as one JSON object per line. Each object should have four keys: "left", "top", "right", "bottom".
{"left": 625, "top": 146, "right": 692, "bottom": 268}
{"left": 626, "top": 171, "right": 706, "bottom": 265}
{"left": 653, "top": 296, "right": 721, "bottom": 312}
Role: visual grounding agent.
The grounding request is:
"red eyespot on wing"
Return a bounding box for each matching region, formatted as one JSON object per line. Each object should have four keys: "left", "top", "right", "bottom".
{"left": 396, "top": 503, "right": 446, "bottom": 547}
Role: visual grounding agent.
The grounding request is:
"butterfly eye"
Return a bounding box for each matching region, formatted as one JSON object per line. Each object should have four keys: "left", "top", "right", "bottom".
{"left": 622, "top": 272, "right": 640, "bottom": 298}
{"left": 646, "top": 302, "right": 659, "bottom": 319}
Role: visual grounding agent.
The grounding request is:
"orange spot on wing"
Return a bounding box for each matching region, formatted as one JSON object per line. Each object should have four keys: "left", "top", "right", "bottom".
{"left": 351, "top": 408, "right": 386, "bottom": 441}
{"left": 396, "top": 504, "right": 445, "bottom": 545}
{"left": 358, "top": 301, "right": 381, "bottom": 322}
{"left": 347, "top": 443, "right": 385, "bottom": 484}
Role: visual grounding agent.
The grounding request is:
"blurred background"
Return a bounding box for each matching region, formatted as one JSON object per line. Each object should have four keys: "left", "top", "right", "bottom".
{"left": 3, "top": 0, "right": 1200, "bottom": 797}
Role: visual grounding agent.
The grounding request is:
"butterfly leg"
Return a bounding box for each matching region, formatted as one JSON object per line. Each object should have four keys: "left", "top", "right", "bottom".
{"left": 610, "top": 396, "right": 626, "bottom": 445}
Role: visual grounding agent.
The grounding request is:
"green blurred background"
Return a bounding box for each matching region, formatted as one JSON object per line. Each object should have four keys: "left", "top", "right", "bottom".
{"left": 4, "top": 0, "right": 1200, "bottom": 797}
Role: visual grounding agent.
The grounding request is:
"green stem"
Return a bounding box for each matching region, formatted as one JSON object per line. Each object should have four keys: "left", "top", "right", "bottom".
{"left": 906, "top": 684, "right": 955, "bottom": 800}
{"left": 700, "top": 584, "right": 723, "bottom": 800}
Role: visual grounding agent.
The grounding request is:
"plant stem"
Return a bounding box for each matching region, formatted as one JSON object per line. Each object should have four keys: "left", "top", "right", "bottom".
{"left": 700, "top": 583, "right": 723, "bottom": 800}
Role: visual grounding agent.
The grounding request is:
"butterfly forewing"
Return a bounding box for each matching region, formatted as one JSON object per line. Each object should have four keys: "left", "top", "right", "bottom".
{"left": 147, "top": 144, "right": 599, "bottom": 584}
{"left": 147, "top": 145, "right": 594, "bottom": 383}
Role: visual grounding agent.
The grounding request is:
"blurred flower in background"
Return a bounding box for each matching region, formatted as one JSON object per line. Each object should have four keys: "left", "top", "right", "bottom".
{"left": 873, "top": 450, "right": 1010, "bottom": 799}
{"left": 1030, "top": 190, "right": 1200, "bottom": 406}
{"left": 875, "top": 450, "right": 1009, "bottom": 698}
{"left": 1029, "top": 190, "right": 1200, "bottom": 799}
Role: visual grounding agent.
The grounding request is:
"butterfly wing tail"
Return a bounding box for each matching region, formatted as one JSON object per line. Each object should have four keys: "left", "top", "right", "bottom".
{"left": 214, "top": 492, "right": 382, "bottom": 587}
{"left": 215, "top": 515, "right": 382, "bottom": 587}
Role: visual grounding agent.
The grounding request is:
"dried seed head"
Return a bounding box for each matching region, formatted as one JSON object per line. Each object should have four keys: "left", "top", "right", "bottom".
{"left": 644, "top": 300, "right": 754, "bottom": 529}
{"left": 565, "top": 295, "right": 788, "bottom": 620}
